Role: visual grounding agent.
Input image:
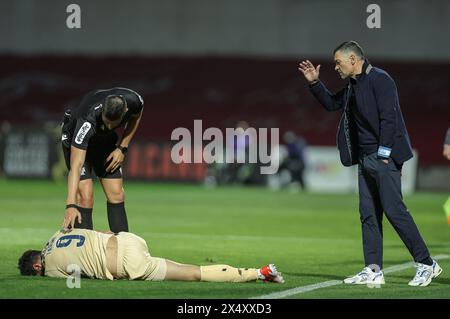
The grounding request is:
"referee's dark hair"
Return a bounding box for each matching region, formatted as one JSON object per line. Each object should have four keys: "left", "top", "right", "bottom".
{"left": 18, "top": 250, "right": 41, "bottom": 276}
{"left": 103, "top": 95, "right": 127, "bottom": 121}
{"left": 333, "top": 41, "right": 365, "bottom": 60}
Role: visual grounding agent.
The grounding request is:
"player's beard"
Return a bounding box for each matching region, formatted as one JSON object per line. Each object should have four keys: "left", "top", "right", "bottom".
{"left": 40, "top": 255, "right": 46, "bottom": 276}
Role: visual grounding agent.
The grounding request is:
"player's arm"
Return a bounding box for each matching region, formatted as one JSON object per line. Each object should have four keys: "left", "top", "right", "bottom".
{"left": 62, "top": 147, "right": 86, "bottom": 231}
{"left": 298, "top": 60, "right": 345, "bottom": 112}
{"left": 62, "top": 119, "right": 94, "bottom": 231}
{"left": 119, "top": 110, "right": 142, "bottom": 150}
{"left": 106, "top": 110, "right": 143, "bottom": 172}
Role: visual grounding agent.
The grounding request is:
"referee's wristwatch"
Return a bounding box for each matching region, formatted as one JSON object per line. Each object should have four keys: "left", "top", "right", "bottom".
{"left": 117, "top": 145, "right": 128, "bottom": 155}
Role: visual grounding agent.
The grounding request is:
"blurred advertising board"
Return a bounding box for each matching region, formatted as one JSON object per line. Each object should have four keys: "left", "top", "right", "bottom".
{"left": 0, "top": 126, "right": 206, "bottom": 182}
{"left": 0, "top": 125, "right": 59, "bottom": 179}
{"left": 304, "top": 146, "right": 417, "bottom": 194}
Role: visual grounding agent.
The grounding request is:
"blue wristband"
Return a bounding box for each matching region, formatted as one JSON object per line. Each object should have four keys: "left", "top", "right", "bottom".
{"left": 377, "top": 146, "right": 391, "bottom": 158}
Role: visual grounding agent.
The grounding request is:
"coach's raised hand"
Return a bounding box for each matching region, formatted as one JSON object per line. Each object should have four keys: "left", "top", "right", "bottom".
{"left": 298, "top": 60, "right": 321, "bottom": 84}
{"left": 62, "top": 206, "right": 82, "bottom": 232}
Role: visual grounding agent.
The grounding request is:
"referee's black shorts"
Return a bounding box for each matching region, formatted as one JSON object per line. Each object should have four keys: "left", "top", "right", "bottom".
{"left": 62, "top": 133, "right": 122, "bottom": 180}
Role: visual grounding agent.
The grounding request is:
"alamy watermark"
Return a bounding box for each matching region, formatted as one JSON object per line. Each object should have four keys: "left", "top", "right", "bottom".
{"left": 66, "top": 4, "right": 81, "bottom": 29}
{"left": 366, "top": 263, "right": 382, "bottom": 289}
{"left": 65, "top": 4, "right": 380, "bottom": 33}
{"left": 66, "top": 264, "right": 81, "bottom": 288}
{"left": 171, "top": 120, "right": 279, "bottom": 174}
{"left": 366, "top": 4, "right": 381, "bottom": 29}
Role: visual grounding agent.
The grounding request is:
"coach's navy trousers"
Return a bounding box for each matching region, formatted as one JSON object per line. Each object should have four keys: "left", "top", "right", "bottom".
{"left": 358, "top": 152, "right": 430, "bottom": 270}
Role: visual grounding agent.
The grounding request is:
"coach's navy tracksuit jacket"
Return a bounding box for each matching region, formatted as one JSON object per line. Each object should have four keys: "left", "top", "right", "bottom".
{"left": 309, "top": 59, "right": 413, "bottom": 167}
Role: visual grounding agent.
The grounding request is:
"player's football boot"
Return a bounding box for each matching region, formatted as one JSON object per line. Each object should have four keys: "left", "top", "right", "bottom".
{"left": 408, "top": 260, "right": 442, "bottom": 287}
{"left": 343, "top": 267, "right": 385, "bottom": 285}
{"left": 258, "top": 264, "right": 285, "bottom": 283}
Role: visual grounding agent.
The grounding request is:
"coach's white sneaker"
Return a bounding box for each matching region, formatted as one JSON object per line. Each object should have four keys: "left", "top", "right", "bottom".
{"left": 408, "top": 260, "right": 442, "bottom": 287}
{"left": 343, "top": 267, "right": 385, "bottom": 285}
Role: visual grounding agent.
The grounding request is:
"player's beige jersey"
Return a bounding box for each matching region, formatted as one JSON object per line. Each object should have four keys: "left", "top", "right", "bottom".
{"left": 41, "top": 229, "right": 114, "bottom": 280}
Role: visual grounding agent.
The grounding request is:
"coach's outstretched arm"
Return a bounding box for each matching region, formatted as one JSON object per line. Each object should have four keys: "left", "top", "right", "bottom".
{"left": 62, "top": 147, "right": 86, "bottom": 231}
{"left": 298, "top": 60, "right": 346, "bottom": 112}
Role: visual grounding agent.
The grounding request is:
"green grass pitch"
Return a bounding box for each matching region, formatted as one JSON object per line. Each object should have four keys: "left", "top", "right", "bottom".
{"left": 0, "top": 179, "right": 449, "bottom": 299}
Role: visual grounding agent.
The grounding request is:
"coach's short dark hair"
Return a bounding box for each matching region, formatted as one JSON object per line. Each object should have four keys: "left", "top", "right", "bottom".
{"left": 333, "top": 41, "right": 365, "bottom": 59}
{"left": 103, "top": 95, "right": 127, "bottom": 121}
{"left": 18, "top": 250, "right": 41, "bottom": 276}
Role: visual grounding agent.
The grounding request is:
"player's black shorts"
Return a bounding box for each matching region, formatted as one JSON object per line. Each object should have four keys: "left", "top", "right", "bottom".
{"left": 62, "top": 133, "right": 122, "bottom": 180}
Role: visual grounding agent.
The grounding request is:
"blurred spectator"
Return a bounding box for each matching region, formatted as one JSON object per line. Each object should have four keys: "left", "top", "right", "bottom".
{"left": 225, "top": 120, "right": 259, "bottom": 185}
{"left": 228, "top": 121, "right": 252, "bottom": 163}
{"left": 204, "top": 120, "right": 261, "bottom": 186}
{"left": 443, "top": 126, "right": 450, "bottom": 160}
{"left": 276, "top": 131, "right": 307, "bottom": 191}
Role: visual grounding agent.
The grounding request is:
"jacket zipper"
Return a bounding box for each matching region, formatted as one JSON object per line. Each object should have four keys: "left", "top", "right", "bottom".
{"left": 336, "top": 84, "right": 354, "bottom": 164}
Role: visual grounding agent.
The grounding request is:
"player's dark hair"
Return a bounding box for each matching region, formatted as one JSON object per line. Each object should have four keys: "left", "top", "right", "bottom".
{"left": 333, "top": 41, "right": 365, "bottom": 59}
{"left": 103, "top": 95, "right": 127, "bottom": 121}
{"left": 18, "top": 250, "right": 41, "bottom": 276}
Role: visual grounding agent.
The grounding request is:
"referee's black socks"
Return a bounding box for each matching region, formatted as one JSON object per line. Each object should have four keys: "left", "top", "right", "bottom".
{"left": 107, "top": 201, "right": 129, "bottom": 233}
{"left": 73, "top": 206, "right": 93, "bottom": 230}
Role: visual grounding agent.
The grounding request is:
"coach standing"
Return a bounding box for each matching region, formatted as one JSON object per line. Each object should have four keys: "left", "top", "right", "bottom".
{"left": 298, "top": 41, "right": 442, "bottom": 287}
{"left": 61, "top": 87, "right": 144, "bottom": 234}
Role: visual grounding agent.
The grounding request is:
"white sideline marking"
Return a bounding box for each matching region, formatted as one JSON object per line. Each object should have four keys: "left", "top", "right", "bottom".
{"left": 250, "top": 254, "right": 450, "bottom": 299}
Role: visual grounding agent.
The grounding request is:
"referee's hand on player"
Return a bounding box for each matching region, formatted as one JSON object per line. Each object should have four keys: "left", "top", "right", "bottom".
{"left": 62, "top": 207, "right": 82, "bottom": 232}
{"left": 105, "top": 148, "right": 125, "bottom": 173}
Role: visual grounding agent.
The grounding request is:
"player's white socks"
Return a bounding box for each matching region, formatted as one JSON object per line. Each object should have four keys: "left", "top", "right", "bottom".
{"left": 200, "top": 265, "right": 258, "bottom": 282}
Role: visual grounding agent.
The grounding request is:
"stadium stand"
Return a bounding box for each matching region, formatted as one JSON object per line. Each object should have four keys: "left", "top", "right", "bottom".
{"left": 0, "top": 55, "right": 448, "bottom": 165}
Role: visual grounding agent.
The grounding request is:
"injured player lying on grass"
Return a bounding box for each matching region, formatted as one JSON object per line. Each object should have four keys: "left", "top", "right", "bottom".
{"left": 18, "top": 229, "right": 284, "bottom": 283}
